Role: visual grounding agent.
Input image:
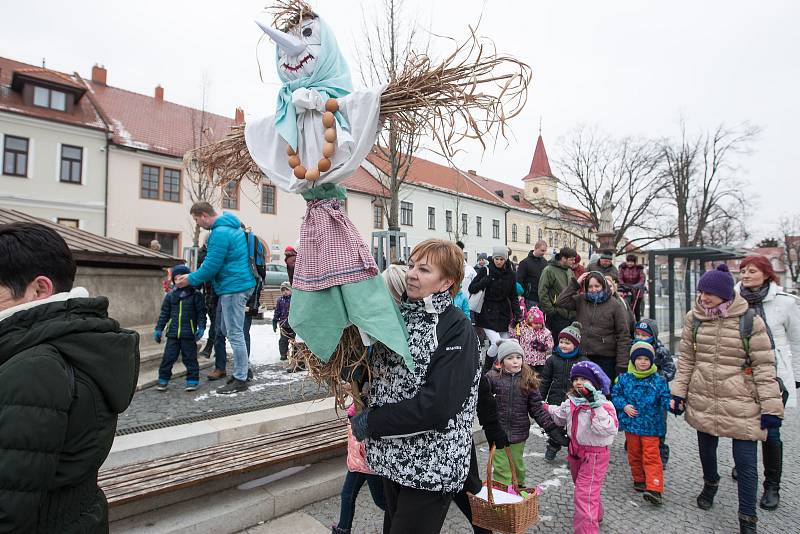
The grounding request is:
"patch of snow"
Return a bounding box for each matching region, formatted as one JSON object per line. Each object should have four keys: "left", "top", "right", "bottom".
{"left": 248, "top": 323, "right": 284, "bottom": 365}
{"left": 552, "top": 467, "right": 570, "bottom": 476}
{"left": 523, "top": 451, "right": 544, "bottom": 458}
{"left": 537, "top": 478, "right": 562, "bottom": 490}
{"left": 540, "top": 515, "right": 554, "bottom": 522}
{"left": 237, "top": 465, "right": 309, "bottom": 490}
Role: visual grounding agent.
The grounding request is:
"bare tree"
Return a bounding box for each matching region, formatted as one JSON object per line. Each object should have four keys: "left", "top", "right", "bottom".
{"left": 779, "top": 215, "right": 800, "bottom": 289}
{"left": 537, "top": 126, "right": 672, "bottom": 253}
{"left": 358, "top": 0, "right": 428, "bottom": 231}
{"left": 184, "top": 77, "right": 220, "bottom": 247}
{"left": 661, "top": 120, "right": 760, "bottom": 247}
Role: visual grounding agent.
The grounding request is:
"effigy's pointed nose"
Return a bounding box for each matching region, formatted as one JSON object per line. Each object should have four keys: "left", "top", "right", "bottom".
{"left": 255, "top": 18, "right": 306, "bottom": 56}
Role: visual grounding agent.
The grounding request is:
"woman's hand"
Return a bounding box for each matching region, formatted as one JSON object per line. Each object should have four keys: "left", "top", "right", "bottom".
{"left": 623, "top": 405, "right": 638, "bottom": 417}
{"left": 669, "top": 395, "right": 685, "bottom": 415}
{"left": 576, "top": 272, "right": 589, "bottom": 286}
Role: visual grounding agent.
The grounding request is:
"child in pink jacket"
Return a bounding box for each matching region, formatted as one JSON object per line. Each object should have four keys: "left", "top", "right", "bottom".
{"left": 546, "top": 361, "right": 618, "bottom": 534}
{"left": 516, "top": 307, "right": 553, "bottom": 373}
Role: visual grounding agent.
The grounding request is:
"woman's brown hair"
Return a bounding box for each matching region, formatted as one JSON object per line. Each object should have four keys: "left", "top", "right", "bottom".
{"left": 409, "top": 239, "right": 465, "bottom": 297}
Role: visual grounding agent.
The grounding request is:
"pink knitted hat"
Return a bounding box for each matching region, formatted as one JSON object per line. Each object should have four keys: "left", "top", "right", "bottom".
{"left": 526, "top": 306, "right": 545, "bottom": 325}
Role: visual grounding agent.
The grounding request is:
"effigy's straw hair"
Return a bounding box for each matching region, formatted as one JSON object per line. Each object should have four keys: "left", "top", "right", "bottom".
{"left": 291, "top": 325, "right": 372, "bottom": 411}
{"left": 267, "top": 0, "right": 316, "bottom": 31}
{"left": 184, "top": 28, "right": 532, "bottom": 188}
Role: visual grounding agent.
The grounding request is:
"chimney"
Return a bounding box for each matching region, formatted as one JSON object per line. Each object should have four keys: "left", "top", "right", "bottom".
{"left": 467, "top": 169, "right": 477, "bottom": 175}
{"left": 91, "top": 64, "right": 107, "bottom": 85}
{"left": 234, "top": 107, "right": 245, "bottom": 125}
{"left": 154, "top": 85, "right": 164, "bottom": 102}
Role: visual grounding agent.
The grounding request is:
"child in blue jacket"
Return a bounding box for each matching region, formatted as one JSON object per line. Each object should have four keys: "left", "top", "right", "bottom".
{"left": 612, "top": 342, "right": 670, "bottom": 506}
{"left": 155, "top": 265, "right": 207, "bottom": 391}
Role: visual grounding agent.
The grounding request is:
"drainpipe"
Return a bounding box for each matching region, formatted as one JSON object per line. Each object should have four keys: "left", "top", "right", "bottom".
{"left": 103, "top": 136, "right": 109, "bottom": 236}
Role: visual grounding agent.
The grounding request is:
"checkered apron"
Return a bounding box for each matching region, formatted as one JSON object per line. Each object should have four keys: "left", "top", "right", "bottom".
{"left": 293, "top": 197, "right": 378, "bottom": 291}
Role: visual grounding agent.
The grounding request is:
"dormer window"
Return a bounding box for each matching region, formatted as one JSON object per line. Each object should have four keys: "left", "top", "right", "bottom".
{"left": 33, "top": 86, "right": 67, "bottom": 111}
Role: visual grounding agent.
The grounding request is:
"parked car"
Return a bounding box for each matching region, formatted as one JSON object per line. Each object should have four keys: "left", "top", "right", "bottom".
{"left": 264, "top": 262, "right": 289, "bottom": 287}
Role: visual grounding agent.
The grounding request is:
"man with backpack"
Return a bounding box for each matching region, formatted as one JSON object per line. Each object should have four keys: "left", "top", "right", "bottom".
{"left": 0, "top": 222, "right": 138, "bottom": 530}
{"left": 176, "top": 202, "right": 256, "bottom": 394}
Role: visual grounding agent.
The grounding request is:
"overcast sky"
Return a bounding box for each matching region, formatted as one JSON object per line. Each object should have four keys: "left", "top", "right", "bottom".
{"left": 3, "top": 0, "right": 798, "bottom": 241}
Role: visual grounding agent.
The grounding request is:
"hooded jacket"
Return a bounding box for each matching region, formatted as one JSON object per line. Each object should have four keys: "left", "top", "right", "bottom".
{"left": 485, "top": 368, "right": 556, "bottom": 443}
{"left": 735, "top": 281, "right": 800, "bottom": 408}
{"left": 612, "top": 370, "right": 671, "bottom": 436}
{"left": 537, "top": 259, "right": 575, "bottom": 321}
{"left": 156, "top": 288, "right": 206, "bottom": 339}
{"left": 539, "top": 350, "right": 589, "bottom": 405}
{"left": 671, "top": 294, "right": 784, "bottom": 441}
{"left": 0, "top": 293, "right": 139, "bottom": 532}
{"left": 469, "top": 261, "right": 521, "bottom": 332}
{"left": 517, "top": 252, "right": 548, "bottom": 302}
{"left": 187, "top": 212, "right": 256, "bottom": 295}
{"left": 556, "top": 275, "right": 631, "bottom": 370}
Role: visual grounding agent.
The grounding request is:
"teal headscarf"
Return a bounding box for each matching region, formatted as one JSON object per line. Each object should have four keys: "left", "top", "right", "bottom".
{"left": 274, "top": 17, "right": 353, "bottom": 151}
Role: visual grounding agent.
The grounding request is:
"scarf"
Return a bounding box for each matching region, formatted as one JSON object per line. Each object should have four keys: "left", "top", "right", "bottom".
{"left": 585, "top": 290, "right": 609, "bottom": 304}
{"left": 701, "top": 299, "right": 733, "bottom": 319}
{"left": 740, "top": 282, "right": 775, "bottom": 347}
{"left": 555, "top": 346, "right": 581, "bottom": 359}
{"left": 274, "top": 17, "right": 353, "bottom": 150}
{"left": 399, "top": 291, "right": 452, "bottom": 364}
{"left": 627, "top": 360, "right": 658, "bottom": 379}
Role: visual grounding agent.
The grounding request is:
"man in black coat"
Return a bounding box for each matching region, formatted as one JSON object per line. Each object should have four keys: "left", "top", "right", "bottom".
{"left": 0, "top": 222, "right": 139, "bottom": 532}
{"left": 517, "top": 240, "right": 549, "bottom": 309}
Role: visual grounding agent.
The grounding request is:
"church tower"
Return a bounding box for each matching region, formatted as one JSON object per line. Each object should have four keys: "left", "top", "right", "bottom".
{"left": 522, "top": 134, "right": 559, "bottom": 208}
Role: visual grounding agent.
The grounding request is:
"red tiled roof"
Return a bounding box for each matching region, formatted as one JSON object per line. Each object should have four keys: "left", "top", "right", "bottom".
{"left": 12, "top": 67, "right": 86, "bottom": 91}
{"left": 751, "top": 247, "right": 787, "bottom": 273}
{"left": 0, "top": 57, "right": 106, "bottom": 131}
{"left": 84, "top": 78, "right": 235, "bottom": 158}
{"left": 366, "top": 150, "right": 499, "bottom": 204}
{"left": 523, "top": 135, "right": 557, "bottom": 181}
{"left": 343, "top": 166, "right": 389, "bottom": 198}
{"left": 463, "top": 170, "right": 532, "bottom": 210}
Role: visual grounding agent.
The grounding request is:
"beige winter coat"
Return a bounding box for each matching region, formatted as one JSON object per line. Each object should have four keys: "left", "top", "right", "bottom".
{"left": 671, "top": 294, "right": 784, "bottom": 441}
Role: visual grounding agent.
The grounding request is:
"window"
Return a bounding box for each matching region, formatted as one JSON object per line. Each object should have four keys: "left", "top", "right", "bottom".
{"left": 57, "top": 218, "right": 79, "bottom": 228}
{"left": 427, "top": 207, "right": 436, "bottom": 230}
{"left": 492, "top": 219, "right": 500, "bottom": 239}
{"left": 140, "top": 165, "right": 160, "bottom": 199}
{"left": 162, "top": 168, "right": 181, "bottom": 202}
{"left": 3, "top": 135, "right": 28, "bottom": 177}
{"left": 511, "top": 223, "right": 518, "bottom": 242}
{"left": 538, "top": 228, "right": 543, "bottom": 240}
{"left": 59, "top": 145, "right": 82, "bottom": 183}
{"left": 400, "top": 201, "right": 413, "bottom": 226}
{"left": 373, "top": 205, "right": 384, "bottom": 229}
{"left": 548, "top": 231, "right": 554, "bottom": 247}
{"left": 462, "top": 213, "right": 468, "bottom": 235}
{"left": 476, "top": 216, "right": 482, "bottom": 236}
{"left": 138, "top": 230, "right": 179, "bottom": 257}
{"left": 222, "top": 182, "right": 239, "bottom": 209}
{"left": 262, "top": 184, "right": 276, "bottom": 214}
{"left": 445, "top": 210, "right": 452, "bottom": 232}
{"left": 525, "top": 226, "right": 531, "bottom": 244}
{"left": 33, "top": 86, "right": 67, "bottom": 111}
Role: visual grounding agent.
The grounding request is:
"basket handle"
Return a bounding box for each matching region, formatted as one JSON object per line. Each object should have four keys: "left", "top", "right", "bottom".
{"left": 485, "top": 445, "right": 520, "bottom": 506}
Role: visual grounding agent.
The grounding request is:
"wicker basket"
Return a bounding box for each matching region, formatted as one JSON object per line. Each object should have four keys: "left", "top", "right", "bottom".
{"left": 467, "top": 445, "right": 540, "bottom": 534}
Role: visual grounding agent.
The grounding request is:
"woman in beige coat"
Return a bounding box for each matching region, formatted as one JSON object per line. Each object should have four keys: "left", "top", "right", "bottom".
{"left": 670, "top": 265, "right": 783, "bottom": 534}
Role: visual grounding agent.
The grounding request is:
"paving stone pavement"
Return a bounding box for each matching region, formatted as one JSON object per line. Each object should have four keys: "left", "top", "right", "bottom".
{"left": 303, "top": 412, "right": 800, "bottom": 533}
{"left": 117, "top": 362, "right": 329, "bottom": 431}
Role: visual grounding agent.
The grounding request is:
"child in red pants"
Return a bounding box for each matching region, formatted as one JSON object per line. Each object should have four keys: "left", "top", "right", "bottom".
{"left": 612, "top": 341, "right": 671, "bottom": 505}
{"left": 546, "top": 361, "right": 618, "bottom": 534}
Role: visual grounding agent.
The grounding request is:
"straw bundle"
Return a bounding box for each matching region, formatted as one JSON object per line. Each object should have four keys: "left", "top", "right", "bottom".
{"left": 267, "top": 0, "right": 316, "bottom": 31}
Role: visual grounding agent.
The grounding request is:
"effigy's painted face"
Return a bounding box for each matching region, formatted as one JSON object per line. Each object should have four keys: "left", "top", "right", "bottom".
{"left": 278, "top": 18, "right": 323, "bottom": 80}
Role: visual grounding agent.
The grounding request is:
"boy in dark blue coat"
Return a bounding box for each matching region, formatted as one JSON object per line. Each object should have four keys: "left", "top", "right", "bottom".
{"left": 634, "top": 319, "right": 676, "bottom": 465}
{"left": 155, "top": 265, "right": 207, "bottom": 391}
{"left": 612, "top": 342, "right": 670, "bottom": 506}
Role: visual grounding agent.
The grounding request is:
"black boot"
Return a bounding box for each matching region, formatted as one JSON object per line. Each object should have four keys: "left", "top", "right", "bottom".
{"left": 738, "top": 513, "right": 757, "bottom": 534}
{"left": 696, "top": 479, "right": 719, "bottom": 510}
{"left": 760, "top": 440, "right": 782, "bottom": 510}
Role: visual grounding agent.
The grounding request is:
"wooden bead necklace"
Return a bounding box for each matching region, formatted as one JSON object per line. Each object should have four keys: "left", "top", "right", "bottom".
{"left": 287, "top": 98, "right": 339, "bottom": 181}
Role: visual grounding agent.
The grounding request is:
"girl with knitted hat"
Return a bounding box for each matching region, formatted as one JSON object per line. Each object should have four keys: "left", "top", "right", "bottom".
{"left": 516, "top": 306, "right": 553, "bottom": 373}
{"left": 670, "top": 264, "right": 783, "bottom": 534}
{"left": 612, "top": 342, "right": 671, "bottom": 506}
{"left": 546, "top": 360, "right": 617, "bottom": 534}
{"left": 485, "top": 339, "right": 568, "bottom": 488}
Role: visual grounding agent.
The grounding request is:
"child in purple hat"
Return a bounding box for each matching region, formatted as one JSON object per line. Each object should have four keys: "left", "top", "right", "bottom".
{"left": 546, "top": 360, "right": 618, "bottom": 533}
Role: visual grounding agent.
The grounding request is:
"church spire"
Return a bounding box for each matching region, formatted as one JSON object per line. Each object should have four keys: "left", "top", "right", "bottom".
{"left": 524, "top": 134, "right": 555, "bottom": 181}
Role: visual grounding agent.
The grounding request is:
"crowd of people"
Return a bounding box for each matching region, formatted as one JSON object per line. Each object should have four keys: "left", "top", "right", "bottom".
{"left": 1, "top": 211, "right": 797, "bottom": 533}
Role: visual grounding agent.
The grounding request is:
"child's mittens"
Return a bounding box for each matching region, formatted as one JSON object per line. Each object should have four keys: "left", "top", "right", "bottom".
{"left": 584, "top": 383, "right": 604, "bottom": 408}
{"left": 153, "top": 330, "right": 162, "bottom": 344}
{"left": 669, "top": 395, "right": 685, "bottom": 415}
{"left": 195, "top": 327, "right": 205, "bottom": 341}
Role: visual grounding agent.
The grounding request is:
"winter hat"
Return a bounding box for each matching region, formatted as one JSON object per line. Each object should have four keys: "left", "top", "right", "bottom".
{"left": 284, "top": 245, "right": 297, "bottom": 256}
{"left": 171, "top": 264, "right": 190, "bottom": 279}
{"left": 570, "top": 360, "right": 611, "bottom": 395}
{"left": 630, "top": 341, "right": 655, "bottom": 365}
{"left": 381, "top": 264, "right": 408, "bottom": 304}
{"left": 496, "top": 339, "right": 524, "bottom": 363}
{"left": 558, "top": 321, "right": 582, "bottom": 346}
{"left": 600, "top": 250, "right": 614, "bottom": 261}
{"left": 634, "top": 321, "right": 655, "bottom": 339}
{"left": 526, "top": 306, "right": 545, "bottom": 325}
{"left": 492, "top": 246, "right": 508, "bottom": 260}
{"left": 280, "top": 281, "right": 291, "bottom": 290}
{"left": 697, "top": 264, "right": 735, "bottom": 301}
